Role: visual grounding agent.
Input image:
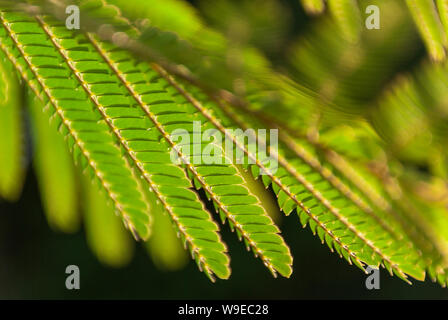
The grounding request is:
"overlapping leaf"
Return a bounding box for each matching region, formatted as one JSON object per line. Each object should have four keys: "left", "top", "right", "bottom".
{"left": 35, "top": 14, "right": 232, "bottom": 281}
{"left": 175, "top": 83, "right": 426, "bottom": 282}
{"left": 0, "top": 10, "right": 151, "bottom": 239}
{"left": 81, "top": 31, "right": 292, "bottom": 279}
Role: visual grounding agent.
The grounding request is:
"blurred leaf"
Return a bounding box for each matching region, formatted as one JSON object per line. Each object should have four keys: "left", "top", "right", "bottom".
{"left": 437, "top": 0, "right": 448, "bottom": 35}
{"left": 27, "top": 92, "right": 80, "bottom": 233}
{"left": 406, "top": 0, "right": 447, "bottom": 61}
{"left": 0, "top": 52, "right": 25, "bottom": 201}
{"left": 300, "top": 0, "right": 326, "bottom": 15}
{"left": 200, "top": 0, "right": 291, "bottom": 55}
{"left": 289, "top": 0, "right": 421, "bottom": 123}
{"left": 145, "top": 191, "right": 189, "bottom": 272}
{"left": 81, "top": 174, "right": 135, "bottom": 268}
{"left": 327, "top": 0, "right": 362, "bottom": 43}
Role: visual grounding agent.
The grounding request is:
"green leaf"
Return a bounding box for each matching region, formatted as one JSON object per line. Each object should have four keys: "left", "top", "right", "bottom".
{"left": 0, "top": 10, "right": 152, "bottom": 240}
{"left": 86, "top": 30, "right": 292, "bottom": 278}
{"left": 13, "top": 12, "right": 231, "bottom": 281}
{"left": 179, "top": 82, "right": 426, "bottom": 282}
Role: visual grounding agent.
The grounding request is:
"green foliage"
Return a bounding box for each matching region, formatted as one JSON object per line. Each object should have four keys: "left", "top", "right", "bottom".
{"left": 0, "top": 0, "right": 448, "bottom": 287}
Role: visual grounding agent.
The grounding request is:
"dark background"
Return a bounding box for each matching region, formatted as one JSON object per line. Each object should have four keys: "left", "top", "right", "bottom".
{"left": 0, "top": 171, "right": 447, "bottom": 299}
